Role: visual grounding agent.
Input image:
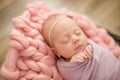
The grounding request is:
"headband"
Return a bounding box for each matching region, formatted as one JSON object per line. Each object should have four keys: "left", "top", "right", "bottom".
{"left": 48, "top": 15, "right": 67, "bottom": 46}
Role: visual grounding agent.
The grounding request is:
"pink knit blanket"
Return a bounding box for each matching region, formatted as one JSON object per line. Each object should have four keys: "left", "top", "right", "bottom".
{"left": 0, "top": 1, "right": 120, "bottom": 80}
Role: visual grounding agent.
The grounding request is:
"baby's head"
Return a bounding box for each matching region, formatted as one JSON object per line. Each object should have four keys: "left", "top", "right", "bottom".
{"left": 42, "top": 14, "right": 88, "bottom": 60}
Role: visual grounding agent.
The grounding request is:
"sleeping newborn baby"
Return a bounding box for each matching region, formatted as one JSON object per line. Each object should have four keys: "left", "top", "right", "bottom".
{"left": 42, "top": 14, "right": 93, "bottom": 62}
{"left": 42, "top": 14, "right": 120, "bottom": 80}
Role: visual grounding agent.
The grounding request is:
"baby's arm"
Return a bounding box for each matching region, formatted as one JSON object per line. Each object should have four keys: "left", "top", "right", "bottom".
{"left": 70, "top": 45, "right": 93, "bottom": 62}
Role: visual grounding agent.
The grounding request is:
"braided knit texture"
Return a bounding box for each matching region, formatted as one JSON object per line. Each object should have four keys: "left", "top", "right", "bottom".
{"left": 0, "top": 1, "right": 120, "bottom": 80}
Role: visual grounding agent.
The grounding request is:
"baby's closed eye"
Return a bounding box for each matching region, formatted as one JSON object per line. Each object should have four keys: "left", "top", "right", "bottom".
{"left": 74, "top": 30, "right": 81, "bottom": 36}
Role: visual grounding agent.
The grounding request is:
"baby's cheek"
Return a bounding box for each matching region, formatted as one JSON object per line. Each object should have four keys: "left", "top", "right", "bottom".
{"left": 66, "top": 46, "right": 75, "bottom": 54}
{"left": 58, "top": 44, "right": 74, "bottom": 53}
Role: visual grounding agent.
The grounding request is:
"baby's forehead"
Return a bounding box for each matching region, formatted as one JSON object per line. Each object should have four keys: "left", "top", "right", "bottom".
{"left": 42, "top": 14, "right": 79, "bottom": 41}
{"left": 52, "top": 17, "right": 80, "bottom": 36}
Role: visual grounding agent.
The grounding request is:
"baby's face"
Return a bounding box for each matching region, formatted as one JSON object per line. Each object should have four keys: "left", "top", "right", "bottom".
{"left": 43, "top": 15, "right": 88, "bottom": 60}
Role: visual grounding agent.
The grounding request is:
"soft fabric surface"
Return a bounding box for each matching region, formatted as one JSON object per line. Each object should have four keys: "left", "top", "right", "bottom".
{"left": 0, "top": 1, "right": 120, "bottom": 80}
{"left": 57, "top": 39, "right": 120, "bottom": 80}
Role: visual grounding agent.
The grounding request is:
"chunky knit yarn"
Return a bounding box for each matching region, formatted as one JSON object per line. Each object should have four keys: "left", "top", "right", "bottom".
{"left": 0, "top": 1, "right": 120, "bottom": 80}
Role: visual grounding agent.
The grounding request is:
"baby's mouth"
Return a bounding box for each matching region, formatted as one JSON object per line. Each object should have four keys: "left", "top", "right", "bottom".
{"left": 75, "top": 44, "right": 83, "bottom": 51}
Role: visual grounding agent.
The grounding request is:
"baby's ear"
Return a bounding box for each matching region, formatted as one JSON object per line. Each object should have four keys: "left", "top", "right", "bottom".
{"left": 51, "top": 48, "right": 61, "bottom": 57}
{"left": 51, "top": 48, "right": 57, "bottom": 54}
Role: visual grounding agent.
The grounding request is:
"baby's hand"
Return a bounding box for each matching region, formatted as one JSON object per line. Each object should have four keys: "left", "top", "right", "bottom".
{"left": 70, "top": 52, "right": 88, "bottom": 62}
{"left": 84, "top": 45, "right": 93, "bottom": 60}
{"left": 70, "top": 45, "right": 93, "bottom": 63}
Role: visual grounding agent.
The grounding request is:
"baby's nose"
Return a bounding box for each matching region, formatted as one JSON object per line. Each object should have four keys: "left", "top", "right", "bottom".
{"left": 72, "top": 35, "right": 79, "bottom": 44}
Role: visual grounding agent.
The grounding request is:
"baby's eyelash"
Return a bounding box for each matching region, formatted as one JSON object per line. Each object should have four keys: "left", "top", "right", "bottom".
{"left": 75, "top": 30, "right": 81, "bottom": 35}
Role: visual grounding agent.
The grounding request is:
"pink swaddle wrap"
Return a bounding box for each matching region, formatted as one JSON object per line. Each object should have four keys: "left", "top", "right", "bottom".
{"left": 0, "top": 1, "right": 120, "bottom": 80}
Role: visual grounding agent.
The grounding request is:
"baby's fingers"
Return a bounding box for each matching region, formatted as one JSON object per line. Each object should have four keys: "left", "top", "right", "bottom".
{"left": 85, "top": 46, "right": 93, "bottom": 59}
{"left": 87, "top": 45, "right": 93, "bottom": 52}
{"left": 70, "top": 53, "right": 86, "bottom": 62}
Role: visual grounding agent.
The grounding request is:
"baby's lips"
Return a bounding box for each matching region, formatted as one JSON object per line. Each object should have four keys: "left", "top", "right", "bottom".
{"left": 75, "top": 44, "right": 83, "bottom": 51}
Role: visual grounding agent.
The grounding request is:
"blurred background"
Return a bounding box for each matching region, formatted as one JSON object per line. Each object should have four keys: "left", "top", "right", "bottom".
{"left": 0, "top": 0, "right": 120, "bottom": 78}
